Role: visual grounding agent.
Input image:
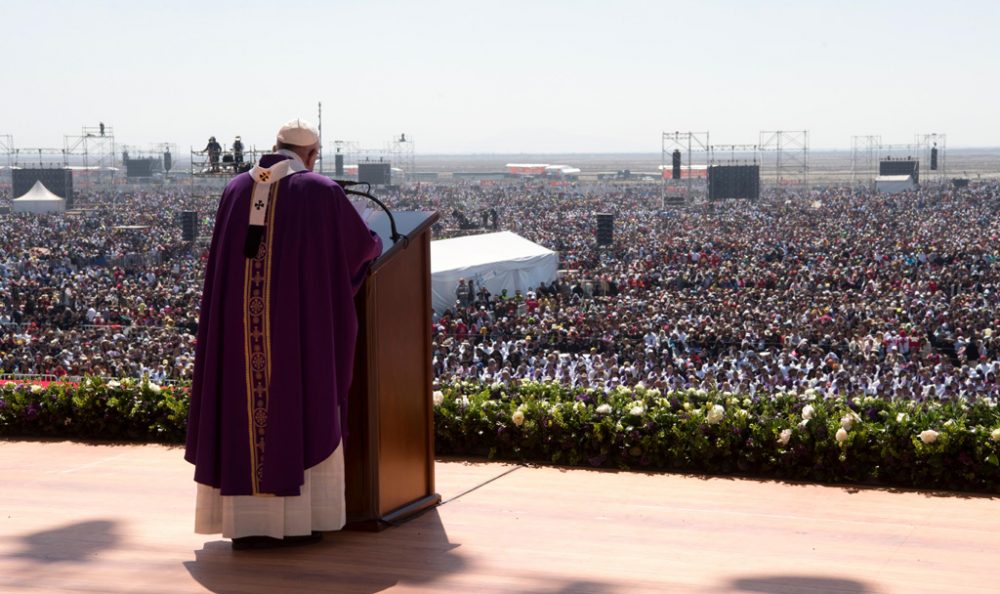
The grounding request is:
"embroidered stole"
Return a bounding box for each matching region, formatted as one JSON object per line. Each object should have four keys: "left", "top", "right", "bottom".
{"left": 241, "top": 157, "right": 303, "bottom": 494}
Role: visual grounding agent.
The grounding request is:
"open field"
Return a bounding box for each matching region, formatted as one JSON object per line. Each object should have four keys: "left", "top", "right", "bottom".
{"left": 413, "top": 149, "right": 1000, "bottom": 182}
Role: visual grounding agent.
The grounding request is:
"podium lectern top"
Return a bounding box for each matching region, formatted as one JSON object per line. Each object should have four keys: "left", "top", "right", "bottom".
{"left": 365, "top": 210, "right": 439, "bottom": 273}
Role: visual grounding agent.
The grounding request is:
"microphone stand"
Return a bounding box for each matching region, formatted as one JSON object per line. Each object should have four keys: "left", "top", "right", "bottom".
{"left": 337, "top": 183, "right": 406, "bottom": 245}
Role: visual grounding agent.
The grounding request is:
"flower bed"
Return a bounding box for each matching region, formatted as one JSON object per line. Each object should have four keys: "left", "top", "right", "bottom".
{"left": 435, "top": 381, "right": 1000, "bottom": 493}
{"left": 0, "top": 378, "right": 187, "bottom": 443}
{"left": 3, "top": 378, "right": 999, "bottom": 493}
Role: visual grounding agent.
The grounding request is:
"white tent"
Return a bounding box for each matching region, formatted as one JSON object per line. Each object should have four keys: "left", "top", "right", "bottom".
{"left": 431, "top": 231, "right": 558, "bottom": 313}
{"left": 875, "top": 175, "right": 916, "bottom": 195}
{"left": 11, "top": 181, "right": 66, "bottom": 214}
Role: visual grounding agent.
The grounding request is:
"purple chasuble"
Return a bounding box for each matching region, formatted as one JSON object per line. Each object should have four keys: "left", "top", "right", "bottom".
{"left": 185, "top": 154, "right": 382, "bottom": 496}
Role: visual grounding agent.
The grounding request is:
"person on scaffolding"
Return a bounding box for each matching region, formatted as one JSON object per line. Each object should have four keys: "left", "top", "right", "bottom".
{"left": 232, "top": 136, "right": 244, "bottom": 172}
{"left": 203, "top": 136, "right": 223, "bottom": 173}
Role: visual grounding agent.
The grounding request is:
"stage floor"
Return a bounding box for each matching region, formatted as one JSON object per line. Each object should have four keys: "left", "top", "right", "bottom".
{"left": 0, "top": 440, "right": 996, "bottom": 593}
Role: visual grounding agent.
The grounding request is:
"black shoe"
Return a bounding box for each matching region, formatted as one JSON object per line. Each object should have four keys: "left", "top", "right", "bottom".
{"left": 231, "top": 531, "right": 323, "bottom": 550}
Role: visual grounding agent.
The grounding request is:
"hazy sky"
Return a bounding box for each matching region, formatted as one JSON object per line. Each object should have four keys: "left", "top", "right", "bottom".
{"left": 2, "top": 0, "right": 998, "bottom": 154}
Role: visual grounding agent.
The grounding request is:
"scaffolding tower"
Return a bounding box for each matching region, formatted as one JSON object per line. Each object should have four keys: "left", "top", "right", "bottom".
{"left": 850, "top": 135, "right": 881, "bottom": 184}
{"left": 324, "top": 140, "right": 362, "bottom": 178}
{"left": 0, "top": 134, "right": 13, "bottom": 170}
{"left": 13, "top": 147, "right": 67, "bottom": 168}
{"left": 63, "top": 125, "right": 117, "bottom": 189}
{"left": 0, "top": 135, "right": 12, "bottom": 193}
{"left": 709, "top": 143, "right": 760, "bottom": 165}
{"left": 325, "top": 134, "right": 415, "bottom": 182}
{"left": 388, "top": 133, "right": 415, "bottom": 180}
{"left": 64, "top": 125, "right": 116, "bottom": 170}
{"left": 661, "top": 131, "right": 710, "bottom": 205}
{"left": 914, "top": 133, "right": 946, "bottom": 181}
{"left": 156, "top": 142, "right": 179, "bottom": 175}
{"left": 759, "top": 130, "right": 808, "bottom": 188}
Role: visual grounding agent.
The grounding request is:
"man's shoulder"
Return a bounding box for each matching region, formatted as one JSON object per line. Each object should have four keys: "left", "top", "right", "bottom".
{"left": 223, "top": 172, "right": 253, "bottom": 195}
{"left": 293, "top": 171, "right": 339, "bottom": 188}
{"left": 288, "top": 172, "right": 344, "bottom": 196}
{"left": 220, "top": 170, "right": 345, "bottom": 203}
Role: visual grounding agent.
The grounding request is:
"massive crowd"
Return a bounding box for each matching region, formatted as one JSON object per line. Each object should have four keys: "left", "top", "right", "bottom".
{"left": 426, "top": 181, "right": 1000, "bottom": 401}
{"left": 2, "top": 176, "right": 1000, "bottom": 400}
{"left": 0, "top": 188, "right": 214, "bottom": 381}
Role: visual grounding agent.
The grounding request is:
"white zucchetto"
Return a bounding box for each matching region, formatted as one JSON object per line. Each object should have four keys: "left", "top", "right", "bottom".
{"left": 276, "top": 118, "right": 320, "bottom": 147}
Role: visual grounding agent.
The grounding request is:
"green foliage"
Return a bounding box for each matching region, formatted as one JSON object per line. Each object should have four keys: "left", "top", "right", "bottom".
{"left": 0, "top": 378, "right": 188, "bottom": 443}
{"left": 434, "top": 381, "right": 1000, "bottom": 493}
{"left": 3, "top": 377, "right": 999, "bottom": 493}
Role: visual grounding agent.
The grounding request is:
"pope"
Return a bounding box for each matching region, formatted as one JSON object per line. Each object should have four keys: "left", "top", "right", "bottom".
{"left": 185, "top": 118, "right": 382, "bottom": 549}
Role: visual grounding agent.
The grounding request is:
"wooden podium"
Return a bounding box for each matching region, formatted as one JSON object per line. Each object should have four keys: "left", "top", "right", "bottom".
{"left": 345, "top": 210, "right": 441, "bottom": 530}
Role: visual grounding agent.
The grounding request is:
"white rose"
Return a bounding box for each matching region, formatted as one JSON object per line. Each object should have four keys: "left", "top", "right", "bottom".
{"left": 896, "top": 412, "right": 908, "bottom": 423}
{"left": 695, "top": 389, "right": 707, "bottom": 397}
{"left": 777, "top": 428, "right": 792, "bottom": 446}
{"left": 511, "top": 410, "right": 525, "bottom": 426}
{"left": 432, "top": 391, "right": 444, "bottom": 406}
{"left": 706, "top": 404, "right": 725, "bottom": 425}
{"left": 30, "top": 384, "right": 43, "bottom": 394}
{"left": 628, "top": 406, "right": 643, "bottom": 416}
{"left": 835, "top": 427, "right": 848, "bottom": 444}
{"left": 802, "top": 404, "right": 815, "bottom": 420}
{"left": 148, "top": 382, "right": 161, "bottom": 394}
{"left": 841, "top": 412, "right": 860, "bottom": 431}
{"left": 918, "top": 429, "right": 939, "bottom": 444}
{"left": 108, "top": 380, "right": 121, "bottom": 389}
{"left": 990, "top": 428, "right": 1000, "bottom": 441}
{"left": 804, "top": 388, "right": 818, "bottom": 400}
{"left": 944, "top": 419, "right": 955, "bottom": 427}
{"left": 595, "top": 403, "right": 612, "bottom": 415}
{"left": 798, "top": 419, "right": 810, "bottom": 429}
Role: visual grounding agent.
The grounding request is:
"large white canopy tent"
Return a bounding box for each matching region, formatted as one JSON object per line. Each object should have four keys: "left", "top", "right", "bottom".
{"left": 431, "top": 231, "right": 558, "bottom": 314}
{"left": 11, "top": 181, "right": 66, "bottom": 214}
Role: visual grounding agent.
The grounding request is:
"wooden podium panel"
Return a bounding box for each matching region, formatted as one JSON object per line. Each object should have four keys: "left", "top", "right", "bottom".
{"left": 346, "top": 211, "right": 440, "bottom": 529}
